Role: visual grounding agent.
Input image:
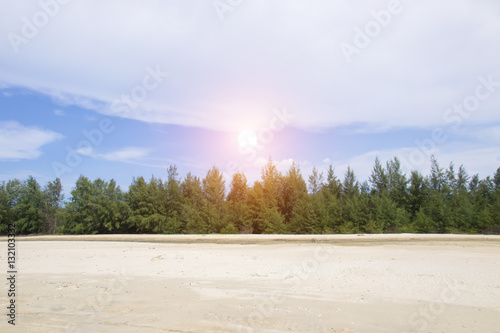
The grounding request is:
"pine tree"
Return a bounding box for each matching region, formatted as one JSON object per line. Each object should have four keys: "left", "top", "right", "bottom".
{"left": 413, "top": 207, "right": 434, "bottom": 233}
{"left": 494, "top": 167, "right": 500, "bottom": 190}
{"left": 256, "top": 158, "right": 286, "bottom": 233}
{"left": 247, "top": 180, "right": 285, "bottom": 234}
{"left": 370, "top": 191, "right": 410, "bottom": 233}
{"left": 308, "top": 167, "right": 324, "bottom": 195}
{"left": 342, "top": 166, "right": 359, "bottom": 198}
{"left": 202, "top": 166, "right": 226, "bottom": 233}
{"left": 163, "top": 165, "right": 183, "bottom": 233}
{"left": 16, "top": 176, "right": 45, "bottom": 234}
{"left": 325, "top": 165, "right": 342, "bottom": 196}
{"left": 340, "top": 167, "right": 368, "bottom": 233}
{"left": 99, "top": 179, "right": 130, "bottom": 233}
{"left": 320, "top": 165, "right": 343, "bottom": 233}
{"left": 369, "top": 157, "right": 411, "bottom": 232}
{"left": 489, "top": 167, "right": 500, "bottom": 233}
{"left": 447, "top": 165, "right": 473, "bottom": 232}
{"left": 425, "top": 157, "right": 453, "bottom": 232}
{"left": 0, "top": 180, "right": 21, "bottom": 234}
{"left": 369, "top": 157, "right": 388, "bottom": 194}
{"left": 283, "top": 163, "right": 317, "bottom": 233}
{"left": 142, "top": 176, "right": 168, "bottom": 233}
{"left": 472, "top": 177, "right": 495, "bottom": 232}
{"left": 181, "top": 173, "right": 206, "bottom": 233}
{"left": 126, "top": 176, "right": 150, "bottom": 233}
{"left": 226, "top": 172, "right": 252, "bottom": 233}
{"left": 42, "top": 178, "right": 63, "bottom": 234}
{"left": 0, "top": 182, "right": 8, "bottom": 234}
{"left": 386, "top": 157, "right": 409, "bottom": 210}
{"left": 429, "top": 156, "right": 446, "bottom": 192}
{"left": 62, "top": 175, "right": 94, "bottom": 234}
{"left": 2, "top": 157, "right": 499, "bottom": 236}
{"left": 261, "top": 157, "right": 282, "bottom": 207}
{"left": 308, "top": 166, "right": 331, "bottom": 233}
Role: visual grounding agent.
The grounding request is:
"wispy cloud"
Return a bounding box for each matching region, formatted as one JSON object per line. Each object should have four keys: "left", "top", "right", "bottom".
{"left": 461, "top": 125, "right": 500, "bottom": 144}
{"left": 84, "top": 114, "right": 97, "bottom": 121}
{"left": 1, "top": 1, "right": 498, "bottom": 132}
{"left": 53, "top": 109, "right": 65, "bottom": 116}
{"left": 328, "top": 146, "right": 500, "bottom": 183}
{"left": 77, "top": 147, "right": 150, "bottom": 163}
{"left": 0, "top": 121, "right": 63, "bottom": 160}
{"left": 100, "top": 147, "right": 150, "bottom": 162}
{"left": 0, "top": 171, "right": 47, "bottom": 182}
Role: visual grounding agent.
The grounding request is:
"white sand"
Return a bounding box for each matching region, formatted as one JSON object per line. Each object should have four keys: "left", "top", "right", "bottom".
{"left": 1, "top": 234, "right": 500, "bottom": 332}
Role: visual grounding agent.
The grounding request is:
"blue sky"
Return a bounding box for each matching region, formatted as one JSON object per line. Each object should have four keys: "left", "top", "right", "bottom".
{"left": 1, "top": 0, "right": 500, "bottom": 196}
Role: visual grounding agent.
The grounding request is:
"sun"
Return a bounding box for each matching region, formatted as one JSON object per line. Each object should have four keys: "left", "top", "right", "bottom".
{"left": 238, "top": 130, "right": 258, "bottom": 149}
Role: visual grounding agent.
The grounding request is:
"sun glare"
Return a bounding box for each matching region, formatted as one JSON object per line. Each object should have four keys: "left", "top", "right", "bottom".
{"left": 238, "top": 130, "right": 258, "bottom": 149}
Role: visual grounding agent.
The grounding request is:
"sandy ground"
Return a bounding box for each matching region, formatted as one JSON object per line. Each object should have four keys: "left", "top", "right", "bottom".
{"left": 1, "top": 234, "right": 500, "bottom": 332}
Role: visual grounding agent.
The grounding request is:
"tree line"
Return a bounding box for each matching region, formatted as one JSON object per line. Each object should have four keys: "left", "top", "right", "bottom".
{"left": 1, "top": 156, "right": 499, "bottom": 235}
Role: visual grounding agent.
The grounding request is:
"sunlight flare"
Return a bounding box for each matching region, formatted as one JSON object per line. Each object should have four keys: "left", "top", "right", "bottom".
{"left": 238, "top": 130, "right": 258, "bottom": 149}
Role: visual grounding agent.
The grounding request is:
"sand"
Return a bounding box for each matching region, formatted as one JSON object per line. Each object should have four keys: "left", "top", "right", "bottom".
{"left": 1, "top": 234, "right": 499, "bottom": 332}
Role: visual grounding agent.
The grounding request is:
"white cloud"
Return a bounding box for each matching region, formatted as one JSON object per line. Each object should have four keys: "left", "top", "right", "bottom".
{"left": 100, "top": 148, "right": 149, "bottom": 162}
{"left": 322, "top": 146, "right": 500, "bottom": 184}
{"left": 75, "top": 147, "right": 93, "bottom": 156}
{"left": 79, "top": 147, "right": 150, "bottom": 164}
{"left": 0, "top": 0, "right": 499, "bottom": 132}
{"left": 84, "top": 114, "right": 97, "bottom": 121}
{"left": 225, "top": 144, "right": 500, "bottom": 187}
{"left": 53, "top": 109, "right": 65, "bottom": 116}
{"left": 0, "top": 121, "right": 63, "bottom": 160}
{"left": 0, "top": 171, "right": 46, "bottom": 182}
{"left": 463, "top": 126, "right": 500, "bottom": 144}
{"left": 434, "top": 147, "right": 500, "bottom": 178}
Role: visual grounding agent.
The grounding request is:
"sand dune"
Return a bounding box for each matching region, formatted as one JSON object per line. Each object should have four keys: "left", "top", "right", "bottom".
{"left": 1, "top": 234, "right": 499, "bottom": 332}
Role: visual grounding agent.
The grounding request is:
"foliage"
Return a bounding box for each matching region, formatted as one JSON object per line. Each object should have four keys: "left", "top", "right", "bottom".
{"left": 1, "top": 158, "right": 499, "bottom": 235}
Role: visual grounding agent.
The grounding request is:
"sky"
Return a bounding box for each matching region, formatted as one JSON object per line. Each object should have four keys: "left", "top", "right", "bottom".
{"left": 1, "top": 0, "right": 500, "bottom": 196}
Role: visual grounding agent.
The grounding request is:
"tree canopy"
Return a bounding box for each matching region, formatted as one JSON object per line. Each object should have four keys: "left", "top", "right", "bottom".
{"left": 1, "top": 157, "right": 499, "bottom": 235}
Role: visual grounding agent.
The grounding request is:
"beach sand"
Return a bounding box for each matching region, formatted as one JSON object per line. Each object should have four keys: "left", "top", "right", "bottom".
{"left": 1, "top": 234, "right": 500, "bottom": 332}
